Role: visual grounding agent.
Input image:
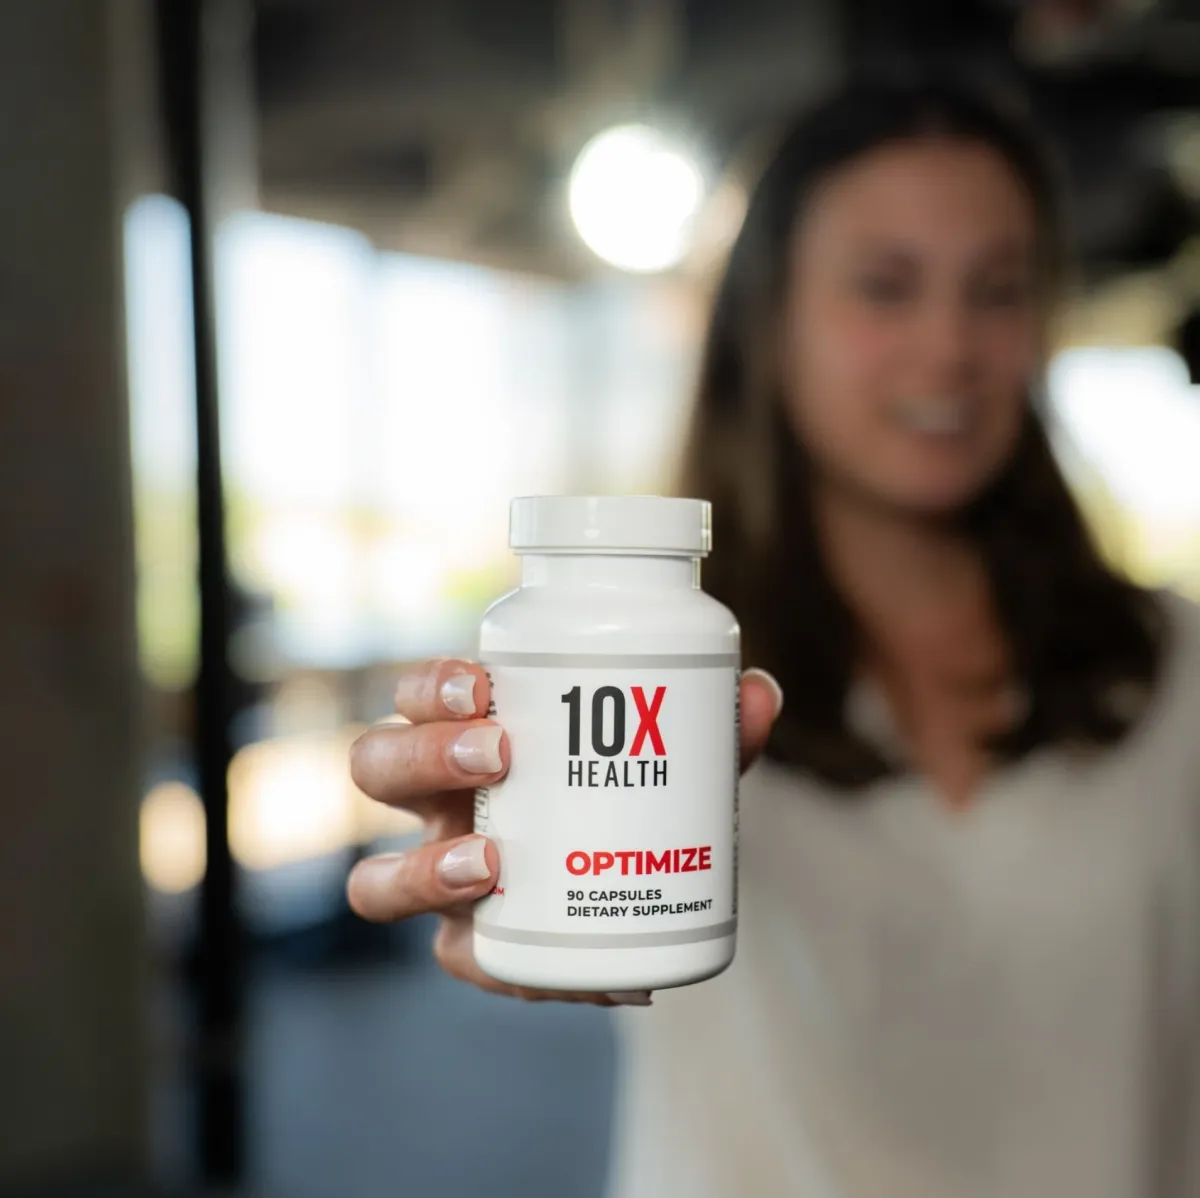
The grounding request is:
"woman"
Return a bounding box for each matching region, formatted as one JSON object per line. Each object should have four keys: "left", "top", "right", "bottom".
{"left": 346, "top": 77, "right": 1200, "bottom": 1196}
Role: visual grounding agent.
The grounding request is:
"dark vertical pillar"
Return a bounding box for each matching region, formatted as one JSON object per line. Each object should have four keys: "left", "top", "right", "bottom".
{"left": 156, "top": 0, "right": 256, "bottom": 1184}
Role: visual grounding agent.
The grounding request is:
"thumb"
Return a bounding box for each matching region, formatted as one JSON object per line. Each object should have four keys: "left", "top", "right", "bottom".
{"left": 739, "top": 668, "right": 784, "bottom": 773}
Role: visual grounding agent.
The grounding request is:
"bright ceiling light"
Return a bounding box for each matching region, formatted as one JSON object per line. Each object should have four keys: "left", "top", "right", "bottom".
{"left": 568, "top": 124, "right": 705, "bottom": 273}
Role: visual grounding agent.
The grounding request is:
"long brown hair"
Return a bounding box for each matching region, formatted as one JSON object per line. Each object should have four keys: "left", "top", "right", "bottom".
{"left": 680, "top": 76, "right": 1164, "bottom": 789}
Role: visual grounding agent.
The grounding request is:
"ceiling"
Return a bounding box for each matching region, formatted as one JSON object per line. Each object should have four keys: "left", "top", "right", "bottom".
{"left": 248, "top": 0, "right": 1200, "bottom": 280}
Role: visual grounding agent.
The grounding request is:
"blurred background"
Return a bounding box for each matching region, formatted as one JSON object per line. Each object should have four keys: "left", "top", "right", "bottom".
{"left": 2, "top": 0, "right": 1199, "bottom": 1195}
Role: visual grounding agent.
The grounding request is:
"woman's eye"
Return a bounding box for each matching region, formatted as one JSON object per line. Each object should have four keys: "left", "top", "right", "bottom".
{"left": 857, "top": 276, "right": 911, "bottom": 305}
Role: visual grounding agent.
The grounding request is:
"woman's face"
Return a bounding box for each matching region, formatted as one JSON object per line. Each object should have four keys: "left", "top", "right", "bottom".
{"left": 783, "top": 137, "right": 1044, "bottom": 515}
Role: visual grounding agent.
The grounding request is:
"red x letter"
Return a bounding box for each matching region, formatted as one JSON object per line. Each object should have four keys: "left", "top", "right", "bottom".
{"left": 630, "top": 686, "right": 666, "bottom": 756}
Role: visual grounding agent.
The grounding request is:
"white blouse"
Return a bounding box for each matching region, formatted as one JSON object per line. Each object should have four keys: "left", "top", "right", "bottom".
{"left": 607, "top": 594, "right": 1200, "bottom": 1198}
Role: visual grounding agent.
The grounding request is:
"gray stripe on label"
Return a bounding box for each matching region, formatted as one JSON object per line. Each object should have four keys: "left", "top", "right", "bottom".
{"left": 481, "top": 652, "right": 740, "bottom": 669}
{"left": 474, "top": 919, "right": 737, "bottom": 949}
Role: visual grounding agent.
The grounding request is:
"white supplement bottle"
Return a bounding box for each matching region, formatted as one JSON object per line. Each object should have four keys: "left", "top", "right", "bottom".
{"left": 473, "top": 495, "right": 740, "bottom": 992}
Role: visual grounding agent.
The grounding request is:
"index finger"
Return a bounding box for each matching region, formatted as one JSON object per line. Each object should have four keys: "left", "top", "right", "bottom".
{"left": 394, "top": 659, "right": 490, "bottom": 724}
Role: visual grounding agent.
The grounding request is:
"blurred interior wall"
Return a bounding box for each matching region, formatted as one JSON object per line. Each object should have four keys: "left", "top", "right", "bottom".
{"left": 0, "top": 0, "right": 156, "bottom": 1186}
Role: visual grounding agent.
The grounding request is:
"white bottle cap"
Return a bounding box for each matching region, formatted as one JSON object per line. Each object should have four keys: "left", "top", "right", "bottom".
{"left": 509, "top": 495, "right": 712, "bottom": 555}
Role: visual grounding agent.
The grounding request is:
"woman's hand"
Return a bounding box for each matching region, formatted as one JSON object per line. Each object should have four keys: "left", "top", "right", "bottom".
{"left": 346, "top": 659, "right": 783, "bottom": 1006}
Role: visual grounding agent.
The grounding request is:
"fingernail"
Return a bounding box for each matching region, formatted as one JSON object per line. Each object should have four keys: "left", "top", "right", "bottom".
{"left": 607, "top": 991, "right": 654, "bottom": 1007}
{"left": 450, "top": 725, "right": 504, "bottom": 774}
{"left": 440, "top": 672, "right": 478, "bottom": 716}
{"left": 743, "top": 667, "right": 784, "bottom": 718}
{"left": 439, "top": 837, "right": 492, "bottom": 888}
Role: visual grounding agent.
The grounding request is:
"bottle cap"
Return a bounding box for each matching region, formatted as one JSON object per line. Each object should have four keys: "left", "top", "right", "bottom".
{"left": 509, "top": 495, "right": 711, "bottom": 555}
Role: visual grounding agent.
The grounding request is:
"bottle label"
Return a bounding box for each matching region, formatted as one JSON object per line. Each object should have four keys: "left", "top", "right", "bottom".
{"left": 474, "top": 651, "right": 739, "bottom": 948}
